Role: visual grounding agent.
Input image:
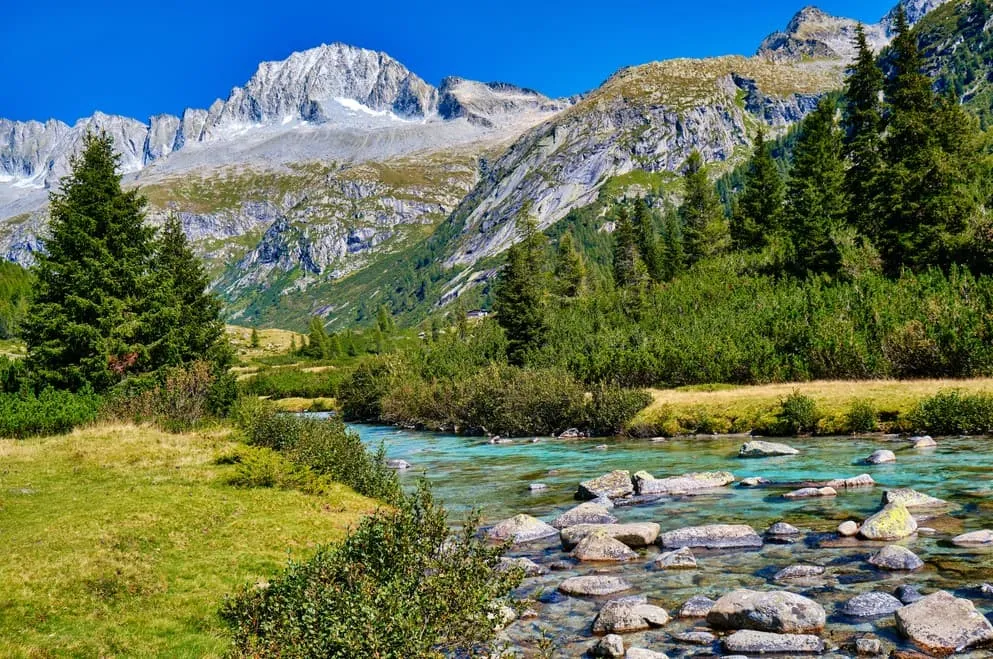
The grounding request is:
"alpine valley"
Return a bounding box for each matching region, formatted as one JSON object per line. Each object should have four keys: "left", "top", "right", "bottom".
{"left": 0, "top": 0, "right": 964, "bottom": 329}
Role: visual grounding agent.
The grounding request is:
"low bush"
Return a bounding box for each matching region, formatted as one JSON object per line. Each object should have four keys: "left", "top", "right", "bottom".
{"left": 774, "top": 391, "right": 820, "bottom": 435}
{"left": 908, "top": 389, "right": 993, "bottom": 435}
{"left": 584, "top": 383, "right": 653, "bottom": 436}
{"left": 239, "top": 367, "right": 347, "bottom": 400}
{"left": 221, "top": 483, "right": 521, "bottom": 658}
{"left": 0, "top": 387, "right": 101, "bottom": 438}
{"left": 338, "top": 356, "right": 406, "bottom": 422}
{"left": 845, "top": 399, "right": 878, "bottom": 433}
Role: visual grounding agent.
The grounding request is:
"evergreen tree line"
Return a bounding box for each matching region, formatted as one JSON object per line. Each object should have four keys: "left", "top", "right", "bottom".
{"left": 19, "top": 133, "right": 229, "bottom": 393}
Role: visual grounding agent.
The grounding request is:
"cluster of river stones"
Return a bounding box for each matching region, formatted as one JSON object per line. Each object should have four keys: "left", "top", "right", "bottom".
{"left": 483, "top": 439, "right": 993, "bottom": 658}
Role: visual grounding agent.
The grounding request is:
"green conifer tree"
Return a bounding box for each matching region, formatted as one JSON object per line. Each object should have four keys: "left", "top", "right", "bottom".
{"left": 785, "top": 99, "right": 849, "bottom": 275}
{"left": 493, "top": 217, "right": 547, "bottom": 366}
{"left": 306, "top": 317, "right": 331, "bottom": 359}
{"left": 679, "top": 151, "right": 729, "bottom": 264}
{"left": 843, "top": 24, "right": 885, "bottom": 239}
{"left": 23, "top": 133, "right": 157, "bottom": 391}
{"left": 554, "top": 230, "right": 586, "bottom": 297}
{"left": 611, "top": 204, "right": 644, "bottom": 288}
{"left": 731, "top": 129, "right": 785, "bottom": 249}
{"left": 632, "top": 198, "right": 663, "bottom": 281}
{"left": 659, "top": 209, "right": 686, "bottom": 280}
{"left": 376, "top": 304, "right": 395, "bottom": 334}
{"left": 250, "top": 327, "right": 260, "bottom": 349}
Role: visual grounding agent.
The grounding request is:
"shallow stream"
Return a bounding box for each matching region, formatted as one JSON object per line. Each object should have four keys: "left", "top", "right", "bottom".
{"left": 350, "top": 424, "right": 993, "bottom": 656}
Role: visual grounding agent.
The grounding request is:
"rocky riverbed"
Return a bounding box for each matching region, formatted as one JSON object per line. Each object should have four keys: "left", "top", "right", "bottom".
{"left": 351, "top": 426, "right": 993, "bottom": 656}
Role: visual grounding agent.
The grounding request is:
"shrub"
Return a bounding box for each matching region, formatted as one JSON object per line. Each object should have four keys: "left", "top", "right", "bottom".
{"left": 0, "top": 388, "right": 101, "bottom": 438}
{"left": 845, "top": 399, "right": 878, "bottom": 433}
{"left": 221, "top": 483, "right": 521, "bottom": 658}
{"left": 102, "top": 361, "right": 222, "bottom": 431}
{"left": 338, "top": 356, "right": 405, "bottom": 422}
{"left": 584, "top": 384, "right": 653, "bottom": 436}
{"left": 775, "top": 391, "right": 820, "bottom": 435}
{"left": 239, "top": 367, "right": 347, "bottom": 400}
{"left": 908, "top": 389, "right": 993, "bottom": 435}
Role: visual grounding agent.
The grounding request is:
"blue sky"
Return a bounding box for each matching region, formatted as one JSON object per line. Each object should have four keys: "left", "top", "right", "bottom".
{"left": 3, "top": 0, "right": 896, "bottom": 124}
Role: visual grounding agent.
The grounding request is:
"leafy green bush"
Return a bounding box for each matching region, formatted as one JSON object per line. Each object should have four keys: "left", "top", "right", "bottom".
{"left": 221, "top": 483, "right": 521, "bottom": 658}
{"left": 584, "top": 383, "right": 653, "bottom": 436}
{"left": 239, "top": 367, "right": 347, "bottom": 400}
{"left": 775, "top": 391, "right": 820, "bottom": 435}
{"left": 0, "top": 388, "right": 101, "bottom": 438}
{"left": 845, "top": 399, "right": 878, "bottom": 433}
{"left": 102, "top": 362, "right": 226, "bottom": 432}
{"left": 338, "top": 356, "right": 405, "bottom": 422}
{"left": 908, "top": 389, "right": 993, "bottom": 435}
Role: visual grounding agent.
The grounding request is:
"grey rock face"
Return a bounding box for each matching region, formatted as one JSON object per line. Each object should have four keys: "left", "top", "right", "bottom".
{"left": 722, "top": 629, "right": 825, "bottom": 654}
{"left": 659, "top": 524, "right": 763, "bottom": 550}
{"left": 842, "top": 592, "right": 905, "bottom": 618}
{"left": 707, "top": 589, "right": 826, "bottom": 634}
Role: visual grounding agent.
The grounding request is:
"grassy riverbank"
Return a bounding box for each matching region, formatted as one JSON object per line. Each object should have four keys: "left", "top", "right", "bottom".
{"left": 0, "top": 424, "right": 375, "bottom": 657}
{"left": 631, "top": 378, "right": 993, "bottom": 436}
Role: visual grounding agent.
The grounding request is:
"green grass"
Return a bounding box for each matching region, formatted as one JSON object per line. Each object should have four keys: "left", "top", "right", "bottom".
{"left": 0, "top": 424, "right": 375, "bottom": 657}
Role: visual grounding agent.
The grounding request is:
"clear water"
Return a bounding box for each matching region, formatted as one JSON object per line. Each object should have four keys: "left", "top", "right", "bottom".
{"left": 349, "top": 423, "right": 993, "bottom": 656}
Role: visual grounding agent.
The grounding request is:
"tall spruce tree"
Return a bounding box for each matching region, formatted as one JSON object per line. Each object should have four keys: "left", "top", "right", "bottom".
{"left": 659, "top": 209, "right": 686, "bottom": 280}
{"left": 554, "top": 230, "right": 586, "bottom": 297}
{"left": 785, "top": 98, "right": 849, "bottom": 275}
{"left": 679, "top": 151, "right": 729, "bottom": 264}
{"left": 632, "top": 198, "right": 663, "bottom": 281}
{"left": 150, "top": 214, "right": 227, "bottom": 368}
{"left": 23, "top": 133, "right": 157, "bottom": 391}
{"left": 843, "top": 24, "right": 885, "bottom": 239}
{"left": 611, "top": 204, "right": 645, "bottom": 288}
{"left": 493, "top": 217, "right": 547, "bottom": 366}
{"left": 731, "top": 129, "right": 785, "bottom": 249}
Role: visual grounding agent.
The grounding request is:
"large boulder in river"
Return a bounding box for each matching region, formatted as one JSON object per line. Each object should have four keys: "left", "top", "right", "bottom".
{"left": 864, "top": 449, "right": 896, "bottom": 465}
{"left": 634, "top": 470, "right": 735, "bottom": 495}
{"left": 571, "top": 531, "right": 638, "bottom": 562}
{"left": 859, "top": 503, "right": 917, "bottom": 541}
{"left": 824, "top": 473, "right": 876, "bottom": 489}
{"left": 739, "top": 440, "right": 799, "bottom": 458}
{"left": 486, "top": 514, "right": 558, "bottom": 543}
{"left": 591, "top": 634, "right": 625, "bottom": 658}
{"left": 951, "top": 530, "right": 993, "bottom": 547}
{"left": 654, "top": 546, "right": 697, "bottom": 569}
{"left": 723, "top": 630, "right": 825, "bottom": 654}
{"left": 592, "top": 595, "right": 670, "bottom": 633}
{"left": 677, "top": 595, "right": 716, "bottom": 618}
{"left": 559, "top": 575, "right": 634, "bottom": 597}
{"left": 577, "top": 470, "right": 634, "bottom": 500}
{"left": 707, "top": 589, "right": 826, "bottom": 634}
{"left": 882, "top": 488, "right": 950, "bottom": 510}
{"left": 842, "top": 592, "right": 904, "bottom": 618}
{"left": 783, "top": 486, "right": 836, "bottom": 499}
{"left": 561, "top": 523, "right": 660, "bottom": 549}
{"left": 773, "top": 565, "right": 825, "bottom": 582}
{"left": 894, "top": 590, "right": 993, "bottom": 654}
{"left": 868, "top": 545, "right": 924, "bottom": 571}
{"left": 551, "top": 502, "right": 618, "bottom": 529}
{"left": 659, "top": 524, "right": 763, "bottom": 550}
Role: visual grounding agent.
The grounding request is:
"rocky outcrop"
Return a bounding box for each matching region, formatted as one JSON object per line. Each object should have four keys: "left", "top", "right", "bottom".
{"left": 486, "top": 514, "right": 558, "bottom": 543}
{"left": 659, "top": 524, "right": 763, "bottom": 550}
{"left": 859, "top": 504, "right": 918, "bottom": 541}
{"left": 895, "top": 591, "right": 993, "bottom": 654}
{"left": 577, "top": 470, "right": 634, "bottom": 500}
{"left": 551, "top": 502, "right": 618, "bottom": 529}
{"left": 561, "top": 523, "right": 661, "bottom": 549}
{"left": 592, "top": 596, "right": 670, "bottom": 634}
{"left": 869, "top": 545, "right": 924, "bottom": 571}
{"left": 558, "top": 575, "right": 634, "bottom": 597}
{"left": 707, "top": 589, "right": 827, "bottom": 634}
{"left": 739, "top": 440, "right": 799, "bottom": 458}
{"left": 723, "top": 629, "right": 825, "bottom": 654}
{"left": 634, "top": 471, "right": 735, "bottom": 495}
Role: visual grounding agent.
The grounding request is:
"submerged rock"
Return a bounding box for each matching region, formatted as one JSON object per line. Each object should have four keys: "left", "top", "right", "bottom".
{"left": 864, "top": 449, "right": 896, "bottom": 465}
{"left": 859, "top": 503, "right": 917, "bottom": 541}
{"left": 855, "top": 637, "right": 883, "bottom": 655}
{"left": 677, "top": 595, "right": 716, "bottom": 617}
{"left": 911, "top": 435, "right": 936, "bottom": 449}
{"left": 723, "top": 630, "right": 825, "bottom": 654}
{"left": 561, "top": 523, "right": 661, "bottom": 549}
{"left": 882, "top": 488, "right": 950, "bottom": 510}
{"left": 634, "top": 470, "right": 735, "bottom": 495}
{"left": 558, "top": 575, "right": 634, "bottom": 597}
{"left": 486, "top": 514, "right": 558, "bottom": 543}
{"left": 707, "top": 589, "right": 826, "bottom": 633}
{"left": 660, "top": 524, "right": 763, "bottom": 550}
{"left": 895, "top": 584, "right": 925, "bottom": 604}
{"left": 869, "top": 545, "right": 924, "bottom": 571}
{"left": 386, "top": 459, "right": 412, "bottom": 470}
{"left": 591, "top": 633, "right": 625, "bottom": 658}
{"left": 496, "top": 556, "right": 548, "bottom": 576}
{"left": 624, "top": 649, "right": 668, "bottom": 659}
{"left": 739, "top": 440, "right": 799, "bottom": 458}
{"left": 551, "top": 502, "right": 618, "bottom": 529}
{"left": 592, "top": 596, "right": 669, "bottom": 633}
{"left": 767, "top": 521, "right": 801, "bottom": 537}
{"left": 571, "top": 531, "right": 639, "bottom": 562}
{"left": 774, "top": 564, "right": 825, "bottom": 582}
{"left": 528, "top": 482, "right": 548, "bottom": 492}
{"left": 951, "top": 529, "right": 993, "bottom": 547}
{"left": 824, "top": 473, "right": 876, "bottom": 489}
{"left": 654, "top": 546, "right": 697, "bottom": 569}
{"left": 838, "top": 521, "right": 860, "bottom": 537}
{"left": 740, "top": 476, "right": 769, "bottom": 487}
{"left": 784, "top": 486, "right": 837, "bottom": 499}
{"left": 673, "top": 630, "right": 716, "bottom": 645}
{"left": 895, "top": 590, "right": 993, "bottom": 654}
{"left": 578, "top": 470, "right": 633, "bottom": 500}
{"left": 842, "top": 592, "right": 904, "bottom": 618}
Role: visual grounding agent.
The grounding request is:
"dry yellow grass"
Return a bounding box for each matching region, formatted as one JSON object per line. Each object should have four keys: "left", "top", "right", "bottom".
{"left": 271, "top": 397, "right": 337, "bottom": 412}
{"left": 226, "top": 324, "right": 304, "bottom": 359}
